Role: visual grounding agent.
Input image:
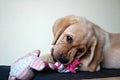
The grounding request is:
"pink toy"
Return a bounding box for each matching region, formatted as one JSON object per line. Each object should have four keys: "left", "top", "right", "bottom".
{"left": 8, "top": 50, "right": 45, "bottom": 80}
{"left": 45, "top": 59, "right": 81, "bottom": 73}
{"left": 9, "top": 50, "right": 82, "bottom": 80}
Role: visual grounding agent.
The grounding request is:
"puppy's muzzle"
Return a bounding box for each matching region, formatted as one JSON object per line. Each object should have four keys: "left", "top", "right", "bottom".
{"left": 58, "top": 54, "right": 68, "bottom": 64}
{"left": 51, "top": 48, "right": 68, "bottom": 64}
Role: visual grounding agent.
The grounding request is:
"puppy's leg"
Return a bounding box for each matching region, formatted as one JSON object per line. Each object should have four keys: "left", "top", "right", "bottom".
{"left": 96, "top": 65, "right": 100, "bottom": 71}
{"left": 40, "top": 53, "right": 55, "bottom": 64}
{"left": 79, "top": 56, "right": 101, "bottom": 71}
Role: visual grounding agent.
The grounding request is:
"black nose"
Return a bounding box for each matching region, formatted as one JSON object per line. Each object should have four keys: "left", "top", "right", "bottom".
{"left": 58, "top": 54, "right": 68, "bottom": 64}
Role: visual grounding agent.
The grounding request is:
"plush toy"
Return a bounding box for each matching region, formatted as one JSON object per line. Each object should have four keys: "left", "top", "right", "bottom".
{"left": 8, "top": 50, "right": 45, "bottom": 80}
{"left": 8, "top": 50, "right": 82, "bottom": 80}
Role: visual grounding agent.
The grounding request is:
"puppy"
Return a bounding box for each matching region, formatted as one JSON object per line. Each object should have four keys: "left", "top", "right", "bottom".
{"left": 42, "top": 15, "right": 120, "bottom": 72}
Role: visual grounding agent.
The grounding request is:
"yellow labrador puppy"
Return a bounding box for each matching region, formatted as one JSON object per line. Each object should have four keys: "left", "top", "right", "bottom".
{"left": 42, "top": 15, "right": 120, "bottom": 72}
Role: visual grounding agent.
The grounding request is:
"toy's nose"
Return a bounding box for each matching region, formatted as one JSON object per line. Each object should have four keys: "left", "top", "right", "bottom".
{"left": 58, "top": 54, "right": 68, "bottom": 64}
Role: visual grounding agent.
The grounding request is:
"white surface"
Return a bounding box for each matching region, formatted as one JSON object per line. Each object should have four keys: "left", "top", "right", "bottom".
{"left": 0, "top": 0, "right": 120, "bottom": 65}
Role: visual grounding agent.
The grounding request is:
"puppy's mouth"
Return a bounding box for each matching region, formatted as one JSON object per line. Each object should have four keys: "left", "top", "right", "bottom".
{"left": 51, "top": 48, "right": 73, "bottom": 65}
{"left": 51, "top": 48, "right": 69, "bottom": 64}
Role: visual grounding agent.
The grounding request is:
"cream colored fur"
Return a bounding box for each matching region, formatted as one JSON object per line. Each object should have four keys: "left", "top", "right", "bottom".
{"left": 41, "top": 15, "right": 120, "bottom": 72}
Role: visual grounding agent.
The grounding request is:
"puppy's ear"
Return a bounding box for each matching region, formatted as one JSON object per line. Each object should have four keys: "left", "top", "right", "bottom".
{"left": 52, "top": 15, "right": 79, "bottom": 45}
{"left": 87, "top": 36, "right": 103, "bottom": 72}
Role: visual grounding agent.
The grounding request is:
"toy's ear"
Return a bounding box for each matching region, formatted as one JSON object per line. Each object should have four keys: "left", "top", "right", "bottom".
{"left": 29, "top": 50, "right": 45, "bottom": 71}
{"left": 30, "top": 57, "right": 45, "bottom": 71}
{"left": 32, "top": 50, "right": 40, "bottom": 57}
{"left": 52, "top": 15, "right": 79, "bottom": 45}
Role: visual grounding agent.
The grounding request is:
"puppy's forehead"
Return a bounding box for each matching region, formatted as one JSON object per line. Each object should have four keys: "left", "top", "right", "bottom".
{"left": 63, "top": 23, "right": 91, "bottom": 44}
{"left": 64, "top": 23, "right": 87, "bottom": 36}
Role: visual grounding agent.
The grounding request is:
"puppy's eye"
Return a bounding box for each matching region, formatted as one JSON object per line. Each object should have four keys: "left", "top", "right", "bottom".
{"left": 77, "top": 48, "right": 85, "bottom": 53}
{"left": 66, "top": 35, "right": 73, "bottom": 43}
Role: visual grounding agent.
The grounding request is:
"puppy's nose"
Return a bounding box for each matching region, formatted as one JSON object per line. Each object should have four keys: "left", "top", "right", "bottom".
{"left": 58, "top": 54, "right": 68, "bottom": 64}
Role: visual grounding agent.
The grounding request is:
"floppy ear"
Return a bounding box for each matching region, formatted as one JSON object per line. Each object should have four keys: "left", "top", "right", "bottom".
{"left": 87, "top": 36, "right": 103, "bottom": 72}
{"left": 52, "top": 15, "right": 79, "bottom": 45}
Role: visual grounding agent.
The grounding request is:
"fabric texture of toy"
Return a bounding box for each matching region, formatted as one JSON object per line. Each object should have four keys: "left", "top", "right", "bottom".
{"left": 9, "top": 50, "right": 82, "bottom": 80}
{"left": 8, "top": 50, "right": 45, "bottom": 80}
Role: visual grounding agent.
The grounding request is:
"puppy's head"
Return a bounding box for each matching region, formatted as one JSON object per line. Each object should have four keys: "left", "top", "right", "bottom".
{"left": 51, "top": 15, "right": 103, "bottom": 72}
